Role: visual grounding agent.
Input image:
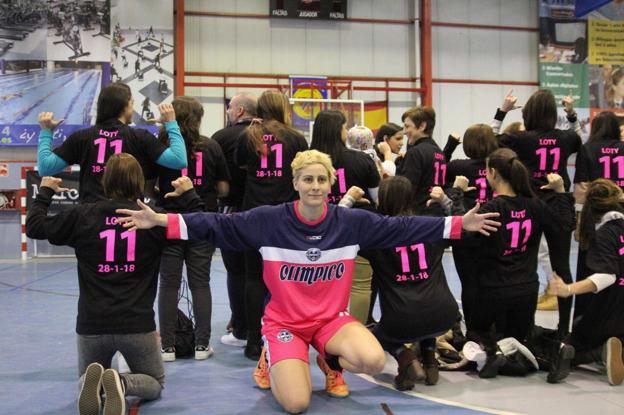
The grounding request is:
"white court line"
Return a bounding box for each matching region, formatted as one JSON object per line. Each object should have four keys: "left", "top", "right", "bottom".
{"left": 355, "top": 373, "right": 522, "bottom": 415}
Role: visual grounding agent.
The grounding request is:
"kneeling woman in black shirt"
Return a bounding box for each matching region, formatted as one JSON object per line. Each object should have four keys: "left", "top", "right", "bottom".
{"left": 360, "top": 176, "right": 459, "bottom": 390}
{"left": 449, "top": 149, "right": 575, "bottom": 378}
{"left": 26, "top": 154, "right": 198, "bottom": 415}
{"left": 548, "top": 179, "right": 624, "bottom": 386}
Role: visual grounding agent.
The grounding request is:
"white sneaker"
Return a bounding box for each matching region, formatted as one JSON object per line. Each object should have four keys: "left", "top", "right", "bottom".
{"left": 220, "top": 332, "right": 247, "bottom": 347}
{"left": 497, "top": 337, "right": 539, "bottom": 370}
{"left": 161, "top": 347, "right": 176, "bottom": 362}
{"left": 463, "top": 341, "right": 487, "bottom": 371}
{"left": 195, "top": 345, "right": 214, "bottom": 360}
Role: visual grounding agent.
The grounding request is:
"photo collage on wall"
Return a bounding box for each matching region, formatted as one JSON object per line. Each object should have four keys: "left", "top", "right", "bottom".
{"left": 539, "top": 0, "right": 624, "bottom": 143}
{"left": 0, "top": 0, "right": 174, "bottom": 147}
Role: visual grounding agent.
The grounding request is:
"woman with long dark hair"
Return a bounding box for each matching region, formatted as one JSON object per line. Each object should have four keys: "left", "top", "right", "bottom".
{"left": 310, "top": 110, "right": 380, "bottom": 325}
{"left": 573, "top": 111, "right": 624, "bottom": 319}
{"left": 236, "top": 90, "right": 309, "bottom": 360}
{"left": 36, "top": 83, "right": 187, "bottom": 203}
{"left": 156, "top": 96, "right": 230, "bottom": 362}
{"left": 545, "top": 179, "right": 624, "bottom": 386}
{"left": 494, "top": 89, "right": 582, "bottom": 338}
{"left": 438, "top": 148, "right": 575, "bottom": 379}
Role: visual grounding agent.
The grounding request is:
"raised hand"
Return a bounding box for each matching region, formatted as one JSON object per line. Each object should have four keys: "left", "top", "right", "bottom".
{"left": 38, "top": 112, "right": 64, "bottom": 130}
{"left": 449, "top": 132, "right": 461, "bottom": 143}
{"left": 116, "top": 200, "right": 168, "bottom": 231}
{"left": 461, "top": 203, "right": 501, "bottom": 236}
{"left": 155, "top": 103, "right": 176, "bottom": 123}
{"left": 40, "top": 177, "right": 69, "bottom": 193}
{"left": 501, "top": 89, "right": 520, "bottom": 112}
{"left": 165, "top": 176, "right": 193, "bottom": 198}
{"left": 540, "top": 173, "right": 565, "bottom": 193}
{"left": 561, "top": 89, "right": 575, "bottom": 115}
{"left": 377, "top": 142, "right": 392, "bottom": 157}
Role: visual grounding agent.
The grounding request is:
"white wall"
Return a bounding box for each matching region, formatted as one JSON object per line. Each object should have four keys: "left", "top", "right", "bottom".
{"left": 185, "top": 0, "right": 539, "bottom": 149}
{"left": 113, "top": 0, "right": 173, "bottom": 30}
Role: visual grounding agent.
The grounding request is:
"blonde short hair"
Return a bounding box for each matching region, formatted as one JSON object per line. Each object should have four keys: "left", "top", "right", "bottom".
{"left": 291, "top": 150, "right": 336, "bottom": 185}
{"left": 346, "top": 125, "right": 374, "bottom": 151}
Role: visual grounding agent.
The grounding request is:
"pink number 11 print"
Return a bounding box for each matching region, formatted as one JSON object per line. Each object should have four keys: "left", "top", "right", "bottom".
{"left": 94, "top": 138, "right": 122, "bottom": 164}
{"left": 506, "top": 219, "right": 532, "bottom": 248}
{"left": 99, "top": 229, "right": 136, "bottom": 262}
{"left": 182, "top": 152, "right": 203, "bottom": 177}
{"left": 396, "top": 244, "right": 427, "bottom": 272}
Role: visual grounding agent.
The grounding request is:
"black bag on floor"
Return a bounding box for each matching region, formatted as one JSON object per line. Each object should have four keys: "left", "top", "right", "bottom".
{"left": 175, "top": 308, "right": 195, "bottom": 358}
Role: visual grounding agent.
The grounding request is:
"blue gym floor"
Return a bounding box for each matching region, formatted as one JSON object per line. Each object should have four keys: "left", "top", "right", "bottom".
{"left": 1, "top": 249, "right": 623, "bottom": 414}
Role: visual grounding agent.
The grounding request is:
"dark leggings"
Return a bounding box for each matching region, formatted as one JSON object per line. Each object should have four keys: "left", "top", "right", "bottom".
{"left": 373, "top": 323, "right": 437, "bottom": 361}
{"left": 468, "top": 292, "right": 537, "bottom": 355}
{"left": 158, "top": 240, "right": 214, "bottom": 347}
{"left": 222, "top": 249, "right": 247, "bottom": 339}
{"left": 544, "top": 228, "right": 573, "bottom": 337}
{"left": 451, "top": 245, "right": 478, "bottom": 330}
{"left": 244, "top": 250, "right": 267, "bottom": 346}
{"left": 573, "top": 248, "right": 591, "bottom": 321}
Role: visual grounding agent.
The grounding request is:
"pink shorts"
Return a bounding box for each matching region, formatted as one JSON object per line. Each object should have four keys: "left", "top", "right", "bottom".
{"left": 262, "top": 312, "right": 357, "bottom": 367}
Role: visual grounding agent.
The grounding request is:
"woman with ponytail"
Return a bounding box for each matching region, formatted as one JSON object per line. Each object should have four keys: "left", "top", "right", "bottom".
{"left": 435, "top": 148, "right": 575, "bottom": 379}
{"left": 545, "top": 179, "right": 624, "bottom": 386}
{"left": 235, "top": 90, "right": 309, "bottom": 360}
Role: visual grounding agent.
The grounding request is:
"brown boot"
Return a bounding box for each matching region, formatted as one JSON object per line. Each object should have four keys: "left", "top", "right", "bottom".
{"left": 394, "top": 347, "right": 425, "bottom": 391}
{"left": 422, "top": 348, "right": 439, "bottom": 385}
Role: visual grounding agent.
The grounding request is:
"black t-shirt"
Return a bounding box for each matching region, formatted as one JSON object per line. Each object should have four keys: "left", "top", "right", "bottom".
{"left": 236, "top": 128, "right": 309, "bottom": 210}
{"left": 212, "top": 120, "right": 252, "bottom": 207}
{"left": 361, "top": 239, "right": 458, "bottom": 341}
{"left": 327, "top": 148, "right": 380, "bottom": 207}
{"left": 53, "top": 119, "right": 167, "bottom": 203}
{"left": 446, "top": 158, "right": 494, "bottom": 209}
{"left": 498, "top": 129, "right": 582, "bottom": 192}
{"left": 469, "top": 193, "right": 575, "bottom": 297}
{"left": 25, "top": 187, "right": 202, "bottom": 335}
{"left": 158, "top": 137, "right": 230, "bottom": 213}
{"left": 574, "top": 139, "right": 624, "bottom": 189}
{"left": 575, "top": 218, "right": 624, "bottom": 340}
{"left": 397, "top": 137, "right": 447, "bottom": 210}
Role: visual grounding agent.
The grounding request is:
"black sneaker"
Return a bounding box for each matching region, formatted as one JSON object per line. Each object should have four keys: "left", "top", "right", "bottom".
{"left": 547, "top": 343, "right": 575, "bottom": 384}
{"left": 478, "top": 354, "right": 507, "bottom": 379}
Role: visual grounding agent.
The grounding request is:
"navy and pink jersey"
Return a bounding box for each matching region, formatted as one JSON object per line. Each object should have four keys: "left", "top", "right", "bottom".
{"left": 574, "top": 139, "right": 624, "bottom": 190}
{"left": 166, "top": 201, "right": 463, "bottom": 326}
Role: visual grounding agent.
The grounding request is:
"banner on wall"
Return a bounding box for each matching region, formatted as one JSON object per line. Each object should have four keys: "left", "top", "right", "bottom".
{"left": 539, "top": 0, "right": 624, "bottom": 142}
{"left": 289, "top": 75, "right": 328, "bottom": 131}
{"left": 25, "top": 170, "right": 80, "bottom": 212}
{"left": 0, "top": 0, "right": 173, "bottom": 146}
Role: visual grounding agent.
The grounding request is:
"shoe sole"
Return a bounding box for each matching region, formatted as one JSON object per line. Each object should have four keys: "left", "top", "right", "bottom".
{"left": 606, "top": 338, "right": 624, "bottom": 386}
{"left": 102, "top": 370, "right": 126, "bottom": 415}
{"left": 161, "top": 354, "right": 176, "bottom": 362}
{"left": 195, "top": 350, "right": 214, "bottom": 360}
{"left": 78, "top": 363, "right": 103, "bottom": 415}
{"left": 327, "top": 391, "right": 350, "bottom": 399}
